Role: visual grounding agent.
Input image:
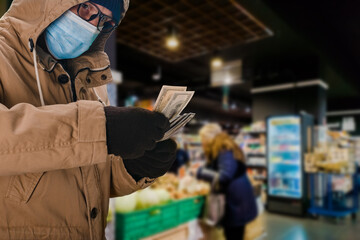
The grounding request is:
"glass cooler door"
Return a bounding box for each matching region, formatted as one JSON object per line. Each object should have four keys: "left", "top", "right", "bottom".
{"left": 267, "top": 116, "right": 303, "bottom": 199}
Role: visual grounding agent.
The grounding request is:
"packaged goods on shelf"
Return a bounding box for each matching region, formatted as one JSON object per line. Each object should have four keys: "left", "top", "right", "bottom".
{"left": 182, "top": 134, "right": 204, "bottom": 162}
{"left": 354, "top": 138, "right": 360, "bottom": 164}
{"left": 238, "top": 122, "right": 267, "bottom": 184}
{"left": 243, "top": 138, "right": 266, "bottom": 155}
{"left": 331, "top": 175, "right": 353, "bottom": 194}
{"left": 247, "top": 172, "right": 264, "bottom": 197}
{"left": 305, "top": 130, "right": 356, "bottom": 174}
{"left": 241, "top": 121, "right": 266, "bottom": 133}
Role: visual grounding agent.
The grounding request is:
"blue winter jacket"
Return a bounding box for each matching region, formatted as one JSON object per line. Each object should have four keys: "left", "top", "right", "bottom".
{"left": 197, "top": 150, "right": 258, "bottom": 227}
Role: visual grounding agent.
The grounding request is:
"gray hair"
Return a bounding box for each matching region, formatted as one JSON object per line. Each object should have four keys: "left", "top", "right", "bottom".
{"left": 199, "top": 123, "right": 222, "bottom": 141}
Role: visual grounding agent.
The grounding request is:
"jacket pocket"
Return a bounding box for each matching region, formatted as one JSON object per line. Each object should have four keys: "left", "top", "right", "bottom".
{"left": 2, "top": 226, "right": 85, "bottom": 239}
{"left": 5, "top": 172, "right": 44, "bottom": 204}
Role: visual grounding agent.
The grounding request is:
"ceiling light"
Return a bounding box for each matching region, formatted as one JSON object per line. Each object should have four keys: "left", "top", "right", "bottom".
{"left": 166, "top": 26, "right": 180, "bottom": 50}
{"left": 166, "top": 36, "right": 179, "bottom": 49}
{"left": 211, "top": 57, "right": 223, "bottom": 68}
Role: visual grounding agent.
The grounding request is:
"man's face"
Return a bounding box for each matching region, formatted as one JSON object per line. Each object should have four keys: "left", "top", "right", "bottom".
{"left": 69, "top": 2, "right": 113, "bottom": 28}
{"left": 42, "top": 1, "right": 115, "bottom": 60}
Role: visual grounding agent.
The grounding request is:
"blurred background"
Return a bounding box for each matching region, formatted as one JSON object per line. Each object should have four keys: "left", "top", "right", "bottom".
{"left": 2, "top": 0, "right": 360, "bottom": 239}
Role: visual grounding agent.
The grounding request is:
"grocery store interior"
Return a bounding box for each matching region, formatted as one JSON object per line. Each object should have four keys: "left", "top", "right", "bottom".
{"left": 2, "top": 0, "right": 360, "bottom": 239}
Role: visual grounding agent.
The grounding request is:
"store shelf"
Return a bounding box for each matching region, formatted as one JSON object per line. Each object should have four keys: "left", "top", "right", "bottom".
{"left": 242, "top": 130, "right": 266, "bottom": 134}
{"left": 247, "top": 164, "right": 267, "bottom": 168}
{"left": 247, "top": 153, "right": 266, "bottom": 157}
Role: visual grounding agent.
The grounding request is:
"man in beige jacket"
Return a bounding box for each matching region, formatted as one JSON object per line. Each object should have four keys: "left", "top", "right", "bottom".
{"left": 0, "top": 0, "right": 177, "bottom": 239}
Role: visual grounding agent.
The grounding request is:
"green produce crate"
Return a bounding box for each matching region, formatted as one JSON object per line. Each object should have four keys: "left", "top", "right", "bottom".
{"left": 115, "top": 196, "right": 205, "bottom": 240}
{"left": 177, "top": 196, "right": 205, "bottom": 223}
{"left": 116, "top": 201, "right": 179, "bottom": 240}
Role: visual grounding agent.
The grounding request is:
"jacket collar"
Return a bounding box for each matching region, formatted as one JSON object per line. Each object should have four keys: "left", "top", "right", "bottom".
{"left": 36, "top": 45, "right": 113, "bottom": 88}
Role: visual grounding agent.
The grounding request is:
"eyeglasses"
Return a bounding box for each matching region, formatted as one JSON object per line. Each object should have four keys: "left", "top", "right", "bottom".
{"left": 77, "top": 1, "right": 117, "bottom": 33}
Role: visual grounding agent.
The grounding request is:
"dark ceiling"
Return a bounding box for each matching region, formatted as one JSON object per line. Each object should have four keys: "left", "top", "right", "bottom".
{"left": 117, "top": 0, "right": 272, "bottom": 62}
{"left": 114, "top": 0, "right": 360, "bottom": 116}
{"left": 262, "top": 0, "right": 360, "bottom": 109}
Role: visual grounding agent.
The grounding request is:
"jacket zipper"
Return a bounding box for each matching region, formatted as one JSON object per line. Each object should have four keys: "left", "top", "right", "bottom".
{"left": 70, "top": 77, "right": 77, "bottom": 102}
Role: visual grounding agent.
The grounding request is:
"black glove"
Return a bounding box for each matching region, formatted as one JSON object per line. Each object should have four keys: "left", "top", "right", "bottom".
{"left": 123, "top": 139, "right": 177, "bottom": 181}
{"left": 104, "top": 106, "right": 170, "bottom": 159}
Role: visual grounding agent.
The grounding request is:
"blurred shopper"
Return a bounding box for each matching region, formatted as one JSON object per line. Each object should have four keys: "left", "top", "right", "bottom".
{"left": 0, "top": 0, "right": 176, "bottom": 239}
{"left": 196, "top": 123, "right": 257, "bottom": 240}
{"left": 168, "top": 141, "right": 190, "bottom": 174}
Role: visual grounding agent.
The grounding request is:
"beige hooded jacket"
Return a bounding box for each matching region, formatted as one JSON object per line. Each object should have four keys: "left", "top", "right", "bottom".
{"left": 0, "top": 0, "right": 153, "bottom": 239}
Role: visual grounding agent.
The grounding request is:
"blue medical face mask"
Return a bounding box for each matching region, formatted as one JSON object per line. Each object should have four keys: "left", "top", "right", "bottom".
{"left": 45, "top": 11, "right": 100, "bottom": 60}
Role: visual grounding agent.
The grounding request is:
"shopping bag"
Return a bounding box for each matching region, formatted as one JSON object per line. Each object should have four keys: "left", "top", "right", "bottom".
{"left": 202, "top": 174, "right": 225, "bottom": 226}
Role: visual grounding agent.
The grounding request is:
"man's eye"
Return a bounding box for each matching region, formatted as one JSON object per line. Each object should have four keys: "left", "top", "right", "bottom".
{"left": 99, "top": 15, "right": 110, "bottom": 23}
{"left": 81, "top": 3, "right": 89, "bottom": 9}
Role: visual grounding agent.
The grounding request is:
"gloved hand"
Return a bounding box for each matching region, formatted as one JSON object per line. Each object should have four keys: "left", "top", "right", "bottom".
{"left": 123, "top": 139, "right": 177, "bottom": 181}
{"left": 104, "top": 106, "right": 170, "bottom": 159}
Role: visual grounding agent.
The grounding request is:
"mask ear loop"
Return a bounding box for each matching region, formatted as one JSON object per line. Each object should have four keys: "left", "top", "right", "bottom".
{"left": 29, "top": 38, "right": 45, "bottom": 107}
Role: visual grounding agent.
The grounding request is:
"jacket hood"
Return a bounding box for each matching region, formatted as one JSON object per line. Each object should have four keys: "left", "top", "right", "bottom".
{"left": 4, "top": 0, "right": 129, "bottom": 62}
{"left": 6, "top": 0, "right": 81, "bottom": 49}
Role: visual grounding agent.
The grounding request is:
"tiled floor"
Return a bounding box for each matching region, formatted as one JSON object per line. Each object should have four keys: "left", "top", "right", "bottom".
{"left": 263, "top": 212, "right": 360, "bottom": 240}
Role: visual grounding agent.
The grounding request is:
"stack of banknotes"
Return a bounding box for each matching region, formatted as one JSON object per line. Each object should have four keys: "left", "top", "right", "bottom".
{"left": 154, "top": 86, "right": 195, "bottom": 141}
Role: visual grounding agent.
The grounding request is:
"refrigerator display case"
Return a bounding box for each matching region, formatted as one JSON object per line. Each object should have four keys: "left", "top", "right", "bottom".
{"left": 266, "top": 114, "right": 314, "bottom": 216}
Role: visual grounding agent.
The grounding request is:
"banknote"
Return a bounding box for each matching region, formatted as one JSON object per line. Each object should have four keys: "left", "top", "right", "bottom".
{"left": 170, "top": 114, "right": 187, "bottom": 128}
{"left": 168, "top": 113, "right": 195, "bottom": 137}
{"left": 154, "top": 85, "right": 195, "bottom": 141}
{"left": 164, "top": 113, "right": 194, "bottom": 137}
{"left": 172, "top": 113, "right": 195, "bottom": 132}
{"left": 161, "top": 91, "right": 194, "bottom": 121}
{"left": 161, "top": 113, "right": 195, "bottom": 141}
{"left": 169, "top": 113, "right": 191, "bottom": 129}
{"left": 154, "top": 85, "right": 187, "bottom": 112}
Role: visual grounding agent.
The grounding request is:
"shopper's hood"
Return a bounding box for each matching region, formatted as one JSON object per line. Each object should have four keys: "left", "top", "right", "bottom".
{"left": 3, "top": 0, "right": 129, "bottom": 72}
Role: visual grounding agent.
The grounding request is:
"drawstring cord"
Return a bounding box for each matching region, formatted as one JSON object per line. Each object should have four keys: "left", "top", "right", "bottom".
{"left": 93, "top": 88, "right": 106, "bottom": 107}
{"left": 29, "top": 39, "right": 45, "bottom": 107}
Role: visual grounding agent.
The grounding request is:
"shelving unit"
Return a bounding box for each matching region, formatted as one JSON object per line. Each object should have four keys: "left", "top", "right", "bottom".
{"left": 305, "top": 130, "right": 359, "bottom": 221}
{"left": 308, "top": 173, "right": 358, "bottom": 221}
{"left": 182, "top": 134, "right": 204, "bottom": 163}
{"left": 239, "top": 126, "right": 267, "bottom": 168}
{"left": 247, "top": 154, "right": 267, "bottom": 167}
{"left": 238, "top": 122, "right": 268, "bottom": 196}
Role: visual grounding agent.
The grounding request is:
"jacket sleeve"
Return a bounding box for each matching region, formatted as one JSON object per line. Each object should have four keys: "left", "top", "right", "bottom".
{"left": 0, "top": 98, "right": 108, "bottom": 176}
{"left": 197, "top": 151, "right": 238, "bottom": 185}
{"left": 95, "top": 88, "right": 154, "bottom": 198}
{"left": 196, "top": 167, "right": 217, "bottom": 183}
{"left": 217, "top": 151, "right": 238, "bottom": 184}
{"left": 109, "top": 155, "right": 155, "bottom": 197}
